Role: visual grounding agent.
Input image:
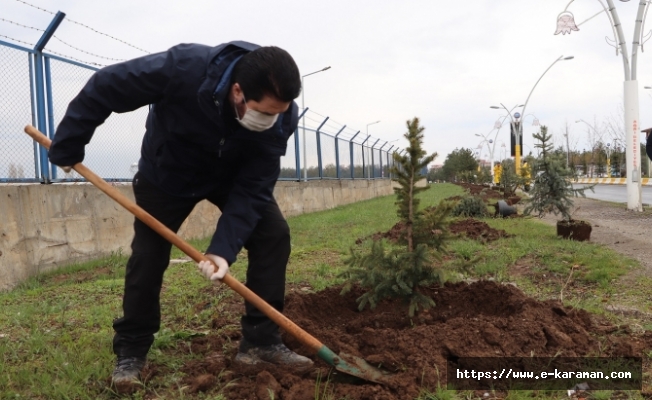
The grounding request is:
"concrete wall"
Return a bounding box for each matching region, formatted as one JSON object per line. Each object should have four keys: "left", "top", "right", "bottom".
{"left": 0, "top": 179, "right": 394, "bottom": 290}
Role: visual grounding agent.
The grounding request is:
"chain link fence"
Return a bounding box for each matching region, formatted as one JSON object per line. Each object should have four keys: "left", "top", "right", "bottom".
{"left": 0, "top": 40, "right": 400, "bottom": 183}
{"left": 0, "top": 43, "right": 38, "bottom": 182}
{"left": 47, "top": 55, "right": 147, "bottom": 181}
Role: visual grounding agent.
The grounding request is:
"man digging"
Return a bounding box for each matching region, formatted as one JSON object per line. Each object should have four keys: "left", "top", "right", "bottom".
{"left": 47, "top": 41, "right": 314, "bottom": 388}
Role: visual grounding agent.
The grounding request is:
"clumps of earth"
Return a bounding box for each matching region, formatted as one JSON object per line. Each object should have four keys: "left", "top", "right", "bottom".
{"left": 454, "top": 182, "right": 503, "bottom": 202}
{"left": 357, "top": 217, "right": 509, "bottom": 244}
{"left": 449, "top": 218, "right": 511, "bottom": 242}
{"left": 161, "top": 281, "right": 652, "bottom": 399}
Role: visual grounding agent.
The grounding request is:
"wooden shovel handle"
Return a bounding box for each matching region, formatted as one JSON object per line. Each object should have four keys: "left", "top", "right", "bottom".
{"left": 24, "top": 125, "right": 324, "bottom": 353}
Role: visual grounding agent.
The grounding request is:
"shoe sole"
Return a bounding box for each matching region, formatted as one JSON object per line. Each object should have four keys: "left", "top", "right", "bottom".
{"left": 234, "top": 354, "right": 313, "bottom": 370}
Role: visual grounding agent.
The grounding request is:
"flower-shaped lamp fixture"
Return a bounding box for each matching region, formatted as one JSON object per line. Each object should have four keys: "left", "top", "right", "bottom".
{"left": 555, "top": 11, "right": 579, "bottom": 35}
{"left": 532, "top": 118, "right": 540, "bottom": 126}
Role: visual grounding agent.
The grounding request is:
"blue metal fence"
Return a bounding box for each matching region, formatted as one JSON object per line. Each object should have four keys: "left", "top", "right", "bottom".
{"left": 0, "top": 36, "right": 399, "bottom": 183}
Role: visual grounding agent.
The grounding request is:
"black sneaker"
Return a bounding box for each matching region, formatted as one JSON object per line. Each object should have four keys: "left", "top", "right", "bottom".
{"left": 235, "top": 340, "right": 313, "bottom": 369}
{"left": 111, "top": 356, "right": 146, "bottom": 385}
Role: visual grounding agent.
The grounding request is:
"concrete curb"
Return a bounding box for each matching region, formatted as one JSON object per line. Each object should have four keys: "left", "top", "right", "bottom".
{"left": 575, "top": 178, "right": 652, "bottom": 185}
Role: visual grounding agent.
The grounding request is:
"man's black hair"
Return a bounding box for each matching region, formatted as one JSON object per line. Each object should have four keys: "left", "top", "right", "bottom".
{"left": 231, "top": 46, "right": 301, "bottom": 102}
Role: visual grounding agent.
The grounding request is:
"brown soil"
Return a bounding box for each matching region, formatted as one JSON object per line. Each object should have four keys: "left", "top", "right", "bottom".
{"left": 357, "top": 220, "right": 406, "bottom": 244}
{"left": 358, "top": 215, "right": 509, "bottom": 245}
{"left": 176, "top": 281, "right": 652, "bottom": 399}
{"left": 150, "top": 196, "right": 652, "bottom": 399}
{"left": 449, "top": 218, "right": 511, "bottom": 242}
{"left": 454, "top": 183, "right": 503, "bottom": 202}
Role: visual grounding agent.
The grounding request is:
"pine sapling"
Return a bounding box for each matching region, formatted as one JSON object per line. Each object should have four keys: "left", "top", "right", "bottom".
{"left": 524, "top": 125, "right": 593, "bottom": 220}
{"left": 341, "top": 117, "right": 456, "bottom": 317}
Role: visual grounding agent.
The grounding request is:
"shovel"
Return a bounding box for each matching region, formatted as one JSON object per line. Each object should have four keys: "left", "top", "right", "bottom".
{"left": 24, "top": 125, "right": 393, "bottom": 385}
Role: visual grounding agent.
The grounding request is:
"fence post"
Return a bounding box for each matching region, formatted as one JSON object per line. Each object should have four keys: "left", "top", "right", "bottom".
{"left": 370, "top": 138, "right": 380, "bottom": 178}
{"left": 361, "top": 135, "right": 371, "bottom": 179}
{"left": 295, "top": 108, "right": 308, "bottom": 181}
{"left": 388, "top": 147, "right": 396, "bottom": 179}
{"left": 379, "top": 141, "right": 388, "bottom": 179}
{"left": 334, "top": 125, "right": 346, "bottom": 179}
{"left": 28, "top": 54, "right": 39, "bottom": 179}
{"left": 44, "top": 56, "right": 58, "bottom": 179}
{"left": 386, "top": 144, "right": 395, "bottom": 179}
{"left": 349, "top": 131, "right": 360, "bottom": 179}
{"left": 33, "top": 11, "right": 65, "bottom": 184}
{"left": 315, "top": 117, "right": 329, "bottom": 179}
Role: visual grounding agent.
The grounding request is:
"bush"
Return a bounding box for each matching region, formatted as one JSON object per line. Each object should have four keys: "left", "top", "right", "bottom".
{"left": 451, "top": 196, "right": 488, "bottom": 218}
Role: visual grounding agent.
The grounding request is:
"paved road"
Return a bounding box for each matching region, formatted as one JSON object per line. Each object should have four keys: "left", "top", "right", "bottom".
{"left": 571, "top": 183, "right": 652, "bottom": 204}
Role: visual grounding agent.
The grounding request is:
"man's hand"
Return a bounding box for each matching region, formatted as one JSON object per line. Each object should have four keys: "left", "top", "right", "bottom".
{"left": 198, "top": 254, "right": 229, "bottom": 282}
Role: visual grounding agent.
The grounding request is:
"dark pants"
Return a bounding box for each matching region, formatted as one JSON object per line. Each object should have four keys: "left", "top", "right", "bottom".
{"left": 112, "top": 173, "right": 290, "bottom": 357}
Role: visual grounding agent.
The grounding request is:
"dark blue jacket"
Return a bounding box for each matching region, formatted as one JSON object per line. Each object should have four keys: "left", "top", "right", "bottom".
{"left": 49, "top": 41, "right": 299, "bottom": 264}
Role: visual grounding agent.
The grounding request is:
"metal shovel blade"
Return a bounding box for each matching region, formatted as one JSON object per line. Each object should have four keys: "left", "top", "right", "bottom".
{"left": 317, "top": 345, "right": 394, "bottom": 385}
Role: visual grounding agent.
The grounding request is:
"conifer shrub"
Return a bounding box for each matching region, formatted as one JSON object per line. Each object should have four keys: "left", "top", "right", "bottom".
{"left": 524, "top": 126, "right": 594, "bottom": 220}
{"left": 496, "top": 159, "right": 528, "bottom": 198}
{"left": 341, "top": 117, "right": 457, "bottom": 317}
{"left": 451, "top": 196, "right": 488, "bottom": 218}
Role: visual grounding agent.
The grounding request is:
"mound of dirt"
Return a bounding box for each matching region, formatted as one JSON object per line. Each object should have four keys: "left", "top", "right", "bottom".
{"left": 359, "top": 217, "right": 509, "bottom": 245}
{"left": 356, "top": 221, "right": 406, "bottom": 244}
{"left": 183, "top": 281, "right": 651, "bottom": 399}
{"left": 455, "top": 183, "right": 503, "bottom": 202}
{"left": 449, "top": 218, "right": 511, "bottom": 242}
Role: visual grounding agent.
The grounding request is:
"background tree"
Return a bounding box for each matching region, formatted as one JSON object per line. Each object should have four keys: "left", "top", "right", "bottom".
{"left": 7, "top": 163, "right": 25, "bottom": 179}
{"left": 496, "top": 159, "right": 528, "bottom": 197}
{"left": 440, "top": 148, "right": 478, "bottom": 182}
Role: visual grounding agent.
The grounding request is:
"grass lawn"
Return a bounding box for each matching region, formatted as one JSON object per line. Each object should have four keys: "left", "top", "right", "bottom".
{"left": 0, "top": 183, "right": 646, "bottom": 399}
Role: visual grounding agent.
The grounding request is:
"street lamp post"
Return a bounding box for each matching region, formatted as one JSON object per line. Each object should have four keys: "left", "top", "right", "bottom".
{"left": 479, "top": 114, "right": 512, "bottom": 183}
{"left": 363, "top": 120, "right": 380, "bottom": 178}
{"left": 606, "top": 142, "right": 612, "bottom": 178}
{"left": 475, "top": 131, "right": 499, "bottom": 181}
{"left": 491, "top": 55, "right": 573, "bottom": 175}
{"left": 490, "top": 104, "right": 524, "bottom": 173}
{"left": 564, "top": 132, "right": 570, "bottom": 169}
{"left": 366, "top": 120, "right": 381, "bottom": 136}
{"left": 301, "top": 66, "right": 331, "bottom": 182}
{"left": 555, "top": 0, "right": 651, "bottom": 211}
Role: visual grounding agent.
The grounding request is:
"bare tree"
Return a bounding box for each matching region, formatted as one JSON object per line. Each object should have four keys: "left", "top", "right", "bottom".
{"left": 576, "top": 115, "right": 607, "bottom": 177}
{"left": 7, "top": 163, "right": 25, "bottom": 179}
{"left": 604, "top": 102, "right": 626, "bottom": 145}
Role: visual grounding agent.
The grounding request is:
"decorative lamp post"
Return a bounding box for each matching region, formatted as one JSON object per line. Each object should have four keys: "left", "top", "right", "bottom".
{"left": 491, "top": 55, "right": 573, "bottom": 174}
{"left": 475, "top": 133, "right": 497, "bottom": 178}
{"left": 490, "top": 104, "right": 524, "bottom": 173}
{"left": 555, "top": 0, "right": 651, "bottom": 211}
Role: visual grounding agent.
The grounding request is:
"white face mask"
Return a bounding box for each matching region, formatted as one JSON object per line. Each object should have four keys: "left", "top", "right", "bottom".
{"left": 234, "top": 95, "right": 279, "bottom": 132}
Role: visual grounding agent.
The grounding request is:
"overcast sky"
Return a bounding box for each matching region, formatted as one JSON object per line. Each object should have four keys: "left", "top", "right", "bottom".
{"left": 3, "top": 0, "right": 652, "bottom": 167}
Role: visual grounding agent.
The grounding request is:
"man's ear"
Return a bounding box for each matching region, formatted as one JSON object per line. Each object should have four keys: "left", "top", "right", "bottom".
{"left": 231, "top": 83, "right": 243, "bottom": 98}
